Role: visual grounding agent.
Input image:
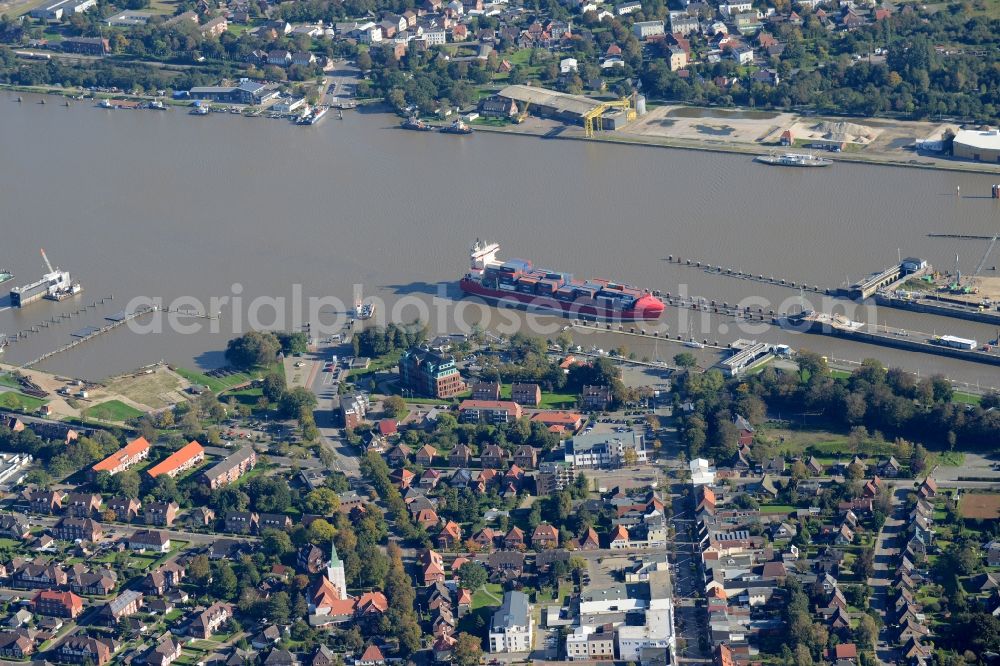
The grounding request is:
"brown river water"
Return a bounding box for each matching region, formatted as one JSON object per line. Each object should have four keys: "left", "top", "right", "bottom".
{"left": 1, "top": 93, "right": 999, "bottom": 391}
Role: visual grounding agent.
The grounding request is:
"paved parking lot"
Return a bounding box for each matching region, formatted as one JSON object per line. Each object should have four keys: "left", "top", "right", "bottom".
{"left": 584, "top": 555, "right": 632, "bottom": 589}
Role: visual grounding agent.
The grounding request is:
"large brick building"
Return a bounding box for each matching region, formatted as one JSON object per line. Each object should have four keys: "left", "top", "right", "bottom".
{"left": 201, "top": 446, "right": 256, "bottom": 489}
{"left": 55, "top": 636, "right": 114, "bottom": 665}
{"left": 399, "top": 348, "right": 465, "bottom": 399}
{"left": 33, "top": 590, "right": 84, "bottom": 618}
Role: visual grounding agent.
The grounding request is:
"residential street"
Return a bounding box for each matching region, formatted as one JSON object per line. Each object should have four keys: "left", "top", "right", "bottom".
{"left": 868, "top": 485, "right": 906, "bottom": 666}
{"left": 668, "top": 479, "right": 709, "bottom": 661}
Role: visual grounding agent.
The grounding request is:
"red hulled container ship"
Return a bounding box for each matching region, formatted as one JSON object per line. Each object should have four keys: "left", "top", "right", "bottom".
{"left": 459, "top": 241, "right": 665, "bottom": 321}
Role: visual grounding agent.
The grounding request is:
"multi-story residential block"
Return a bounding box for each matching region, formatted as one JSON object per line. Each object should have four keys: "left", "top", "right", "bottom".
{"left": 513, "top": 445, "right": 538, "bottom": 470}
{"left": 510, "top": 383, "right": 541, "bottom": 406}
{"left": 91, "top": 437, "right": 151, "bottom": 476}
{"left": 107, "top": 497, "right": 141, "bottom": 522}
{"left": 189, "top": 602, "right": 233, "bottom": 639}
{"left": 581, "top": 385, "right": 613, "bottom": 411}
{"left": 100, "top": 589, "right": 143, "bottom": 625}
{"left": 489, "top": 591, "right": 533, "bottom": 653}
{"left": 633, "top": 20, "right": 665, "bottom": 39}
{"left": 480, "top": 444, "right": 507, "bottom": 469}
{"left": 32, "top": 590, "right": 84, "bottom": 618}
{"left": 147, "top": 441, "right": 204, "bottom": 479}
{"left": 11, "top": 561, "right": 67, "bottom": 589}
{"left": 201, "top": 446, "right": 256, "bottom": 489}
{"left": 28, "top": 490, "right": 63, "bottom": 515}
{"left": 0, "top": 629, "right": 35, "bottom": 660}
{"left": 53, "top": 517, "right": 103, "bottom": 542}
{"left": 259, "top": 513, "right": 292, "bottom": 532}
{"left": 55, "top": 636, "right": 114, "bottom": 665}
{"left": 340, "top": 394, "right": 369, "bottom": 429}
{"left": 64, "top": 493, "right": 102, "bottom": 518}
{"left": 471, "top": 381, "right": 501, "bottom": 401}
{"left": 459, "top": 400, "right": 523, "bottom": 424}
{"left": 225, "top": 511, "right": 258, "bottom": 534}
{"left": 144, "top": 501, "right": 179, "bottom": 527}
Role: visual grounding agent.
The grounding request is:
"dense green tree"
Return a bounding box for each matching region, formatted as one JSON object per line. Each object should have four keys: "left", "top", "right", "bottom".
{"left": 458, "top": 561, "right": 488, "bottom": 591}
{"left": 225, "top": 331, "right": 280, "bottom": 370}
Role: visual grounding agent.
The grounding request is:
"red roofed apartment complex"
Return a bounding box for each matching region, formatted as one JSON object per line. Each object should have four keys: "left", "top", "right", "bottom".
{"left": 91, "top": 437, "right": 151, "bottom": 477}
{"left": 33, "top": 590, "right": 84, "bottom": 618}
{"left": 458, "top": 400, "right": 523, "bottom": 424}
{"left": 530, "top": 411, "right": 585, "bottom": 434}
{"left": 148, "top": 441, "right": 205, "bottom": 479}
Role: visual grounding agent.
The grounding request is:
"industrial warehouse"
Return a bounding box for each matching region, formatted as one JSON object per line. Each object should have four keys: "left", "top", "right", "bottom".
{"left": 493, "top": 85, "right": 641, "bottom": 135}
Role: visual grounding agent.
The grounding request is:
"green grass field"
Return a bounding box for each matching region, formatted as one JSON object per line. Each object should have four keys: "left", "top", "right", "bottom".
{"left": 0, "top": 374, "right": 21, "bottom": 389}
{"left": 175, "top": 367, "right": 253, "bottom": 393}
{"left": 348, "top": 350, "right": 403, "bottom": 378}
{"left": 471, "top": 583, "right": 504, "bottom": 610}
{"left": 935, "top": 451, "right": 965, "bottom": 467}
{"left": 224, "top": 386, "right": 264, "bottom": 407}
{"left": 82, "top": 399, "right": 144, "bottom": 422}
{"left": 952, "top": 391, "right": 981, "bottom": 405}
{"left": 0, "top": 391, "right": 47, "bottom": 412}
{"left": 498, "top": 384, "right": 577, "bottom": 409}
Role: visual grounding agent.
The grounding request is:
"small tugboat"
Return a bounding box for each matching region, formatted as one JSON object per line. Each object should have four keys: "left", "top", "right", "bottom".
{"left": 755, "top": 151, "right": 832, "bottom": 167}
{"left": 98, "top": 98, "right": 114, "bottom": 109}
{"left": 189, "top": 103, "right": 210, "bottom": 115}
{"left": 147, "top": 99, "right": 166, "bottom": 110}
{"left": 401, "top": 115, "right": 432, "bottom": 131}
{"left": 440, "top": 118, "right": 473, "bottom": 135}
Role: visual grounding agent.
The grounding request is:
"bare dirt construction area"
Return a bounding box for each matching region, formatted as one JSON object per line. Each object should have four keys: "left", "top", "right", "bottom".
{"left": 103, "top": 365, "right": 189, "bottom": 410}
{"left": 607, "top": 105, "right": 985, "bottom": 170}
{"left": 622, "top": 105, "right": 794, "bottom": 146}
{"left": 960, "top": 493, "right": 1000, "bottom": 520}
{"left": 956, "top": 275, "right": 1000, "bottom": 304}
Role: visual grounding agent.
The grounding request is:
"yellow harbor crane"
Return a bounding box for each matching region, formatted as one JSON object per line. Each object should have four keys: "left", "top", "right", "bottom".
{"left": 515, "top": 101, "right": 531, "bottom": 124}
{"left": 583, "top": 97, "right": 636, "bottom": 138}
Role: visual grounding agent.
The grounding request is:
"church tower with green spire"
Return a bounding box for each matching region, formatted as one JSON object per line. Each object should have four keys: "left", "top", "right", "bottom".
{"left": 327, "top": 539, "right": 347, "bottom": 600}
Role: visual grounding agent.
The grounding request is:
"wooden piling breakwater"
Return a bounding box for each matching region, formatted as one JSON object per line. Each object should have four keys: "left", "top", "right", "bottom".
{"left": 665, "top": 255, "right": 829, "bottom": 294}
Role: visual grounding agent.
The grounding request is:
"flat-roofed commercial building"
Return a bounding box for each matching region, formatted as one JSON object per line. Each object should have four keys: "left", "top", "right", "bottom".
{"left": 954, "top": 128, "right": 1000, "bottom": 163}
